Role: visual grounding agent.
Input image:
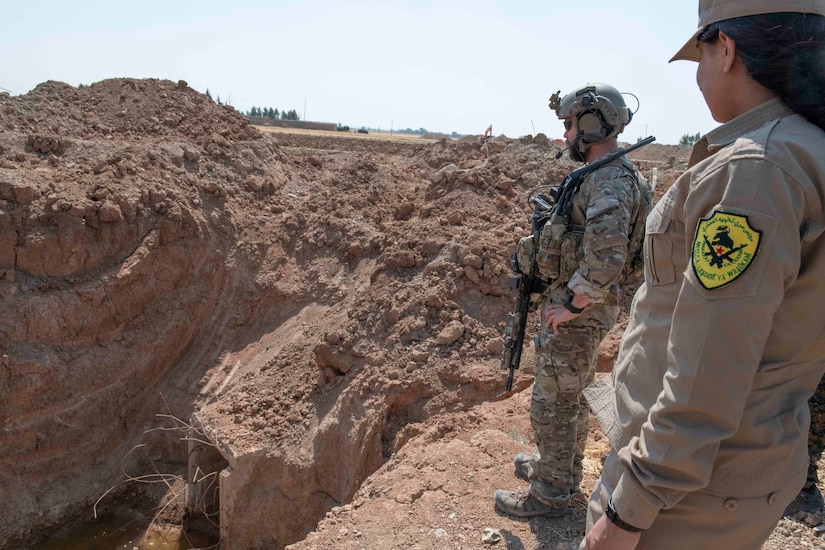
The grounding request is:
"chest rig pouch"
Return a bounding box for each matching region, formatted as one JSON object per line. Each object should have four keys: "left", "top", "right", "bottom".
{"left": 535, "top": 174, "right": 585, "bottom": 283}
{"left": 535, "top": 212, "right": 566, "bottom": 281}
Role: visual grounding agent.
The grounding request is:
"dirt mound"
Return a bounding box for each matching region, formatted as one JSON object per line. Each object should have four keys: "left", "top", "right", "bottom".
{"left": 0, "top": 77, "right": 285, "bottom": 546}
{"left": 1, "top": 79, "right": 821, "bottom": 550}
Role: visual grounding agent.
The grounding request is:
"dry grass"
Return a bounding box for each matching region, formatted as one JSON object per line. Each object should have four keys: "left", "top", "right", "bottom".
{"left": 253, "top": 125, "right": 447, "bottom": 144}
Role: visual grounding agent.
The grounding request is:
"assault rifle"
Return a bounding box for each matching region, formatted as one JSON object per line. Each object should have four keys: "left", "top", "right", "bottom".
{"left": 501, "top": 136, "right": 655, "bottom": 391}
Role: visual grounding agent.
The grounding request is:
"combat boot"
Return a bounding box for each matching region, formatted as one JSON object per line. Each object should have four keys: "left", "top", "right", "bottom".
{"left": 494, "top": 489, "right": 568, "bottom": 518}
{"left": 784, "top": 484, "right": 825, "bottom": 516}
{"left": 513, "top": 453, "right": 581, "bottom": 495}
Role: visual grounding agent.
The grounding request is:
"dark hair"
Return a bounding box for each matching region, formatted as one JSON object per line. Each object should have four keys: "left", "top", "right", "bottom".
{"left": 700, "top": 13, "right": 825, "bottom": 131}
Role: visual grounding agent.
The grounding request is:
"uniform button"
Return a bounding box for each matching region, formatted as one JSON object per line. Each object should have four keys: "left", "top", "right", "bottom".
{"left": 724, "top": 498, "right": 738, "bottom": 511}
{"left": 768, "top": 493, "right": 778, "bottom": 505}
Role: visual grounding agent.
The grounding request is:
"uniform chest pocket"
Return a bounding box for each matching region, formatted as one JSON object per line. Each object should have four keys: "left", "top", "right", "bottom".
{"left": 644, "top": 205, "right": 676, "bottom": 285}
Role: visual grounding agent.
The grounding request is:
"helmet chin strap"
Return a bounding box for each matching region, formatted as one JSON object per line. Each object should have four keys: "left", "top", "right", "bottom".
{"left": 555, "top": 134, "right": 592, "bottom": 163}
{"left": 574, "top": 129, "right": 606, "bottom": 161}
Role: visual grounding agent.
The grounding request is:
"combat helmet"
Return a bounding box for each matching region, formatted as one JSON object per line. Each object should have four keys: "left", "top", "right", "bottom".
{"left": 549, "top": 83, "right": 632, "bottom": 158}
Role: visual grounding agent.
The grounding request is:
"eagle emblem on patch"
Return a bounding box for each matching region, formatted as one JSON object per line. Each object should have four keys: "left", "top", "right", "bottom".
{"left": 692, "top": 211, "right": 761, "bottom": 289}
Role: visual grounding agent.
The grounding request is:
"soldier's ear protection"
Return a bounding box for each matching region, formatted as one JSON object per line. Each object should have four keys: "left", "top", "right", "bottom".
{"left": 575, "top": 91, "right": 609, "bottom": 143}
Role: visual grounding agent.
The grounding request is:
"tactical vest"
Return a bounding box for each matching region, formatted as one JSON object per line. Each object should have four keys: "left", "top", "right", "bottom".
{"left": 533, "top": 157, "right": 652, "bottom": 283}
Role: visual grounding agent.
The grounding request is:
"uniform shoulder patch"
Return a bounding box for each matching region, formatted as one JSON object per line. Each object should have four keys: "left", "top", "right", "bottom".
{"left": 692, "top": 211, "right": 761, "bottom": 290}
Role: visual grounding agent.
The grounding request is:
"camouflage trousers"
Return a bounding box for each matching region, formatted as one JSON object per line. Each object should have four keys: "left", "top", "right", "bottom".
{"left": 806, "top": 373, "right": 825, "bottom": 488}
{"left": 527, "top": 306, "right": 611, "bottom": 508}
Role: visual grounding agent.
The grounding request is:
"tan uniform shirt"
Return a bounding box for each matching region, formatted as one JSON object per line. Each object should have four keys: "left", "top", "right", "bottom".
{"left": 586, "top": 98, "right": 825, "bottom": 529}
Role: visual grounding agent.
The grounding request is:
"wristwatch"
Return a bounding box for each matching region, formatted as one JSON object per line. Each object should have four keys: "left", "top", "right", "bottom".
{"left": 563, "top": 294, "right": 584, "bottom": 314}
{"left": 606, "top": 498, "right": 643, "bottom": 533}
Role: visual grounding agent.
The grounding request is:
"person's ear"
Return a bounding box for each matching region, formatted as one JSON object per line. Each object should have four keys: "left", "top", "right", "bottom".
{"left": 718, "top": 31, "right": 737, "bottom": 73}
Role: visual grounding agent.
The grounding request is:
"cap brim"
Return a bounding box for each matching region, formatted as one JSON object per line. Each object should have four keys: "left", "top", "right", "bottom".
{"left": 669, "top": 28, "right": 702, "bottom": 63}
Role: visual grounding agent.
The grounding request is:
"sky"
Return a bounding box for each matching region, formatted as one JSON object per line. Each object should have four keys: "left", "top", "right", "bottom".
{"left": 1, "top": 1, "right": 717, "bottom": 145}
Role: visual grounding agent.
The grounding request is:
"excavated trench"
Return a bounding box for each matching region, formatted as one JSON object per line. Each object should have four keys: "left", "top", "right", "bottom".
{"left": 182, "top": 313, "right": 492, "bottom": 549}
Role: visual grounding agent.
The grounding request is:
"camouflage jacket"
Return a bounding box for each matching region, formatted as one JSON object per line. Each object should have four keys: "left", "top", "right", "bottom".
{"left": 551, "top": 157, "right": 645, "bottom": 305}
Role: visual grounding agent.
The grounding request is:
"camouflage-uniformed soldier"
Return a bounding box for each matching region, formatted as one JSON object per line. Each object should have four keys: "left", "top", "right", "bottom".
{"left": 786, "top": 374, "right": 825, "bottom": 514}
{"left": 494, "top": 83, "right": 651, "bottom": 518}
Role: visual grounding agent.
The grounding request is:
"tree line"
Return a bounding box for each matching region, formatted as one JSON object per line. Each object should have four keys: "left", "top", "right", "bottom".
{"left": 679, "top": 131, "right": 702, "bottom": 145}
{"left": 205, "top": 89, "right": 300, "bottom": 120}
{"left": 245, "top": 106, "right": 300, "bottom": 121}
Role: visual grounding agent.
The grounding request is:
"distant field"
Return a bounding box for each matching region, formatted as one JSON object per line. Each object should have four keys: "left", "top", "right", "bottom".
{"left": 254, "top": 125, "right": 448, "bottom": 144}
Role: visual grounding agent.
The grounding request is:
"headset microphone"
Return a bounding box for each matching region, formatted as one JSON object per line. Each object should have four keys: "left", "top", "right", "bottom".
{"left": 555, "top": 145, "right": 570, "bottom": 159}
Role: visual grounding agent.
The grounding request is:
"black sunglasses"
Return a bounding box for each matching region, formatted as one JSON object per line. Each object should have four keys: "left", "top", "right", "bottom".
{"left": 697, "top": 24, "right": 720, "bottom": 43}
{"left": 563, "top": 120, "right": 573, "bottom": 131}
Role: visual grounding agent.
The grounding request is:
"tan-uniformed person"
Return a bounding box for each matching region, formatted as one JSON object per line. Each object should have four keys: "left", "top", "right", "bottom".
{"left": 581, "top": 1, "right": 825, "bottom": 549}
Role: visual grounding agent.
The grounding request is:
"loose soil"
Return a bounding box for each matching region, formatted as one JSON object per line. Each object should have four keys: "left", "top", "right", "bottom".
{"left": 0, "top": 78, "right": 823, "bottom": 550}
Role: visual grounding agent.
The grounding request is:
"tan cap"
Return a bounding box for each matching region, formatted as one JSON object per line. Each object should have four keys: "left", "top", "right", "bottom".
{"left": 670, "top": 0, "right": 825, "bottom": 62}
